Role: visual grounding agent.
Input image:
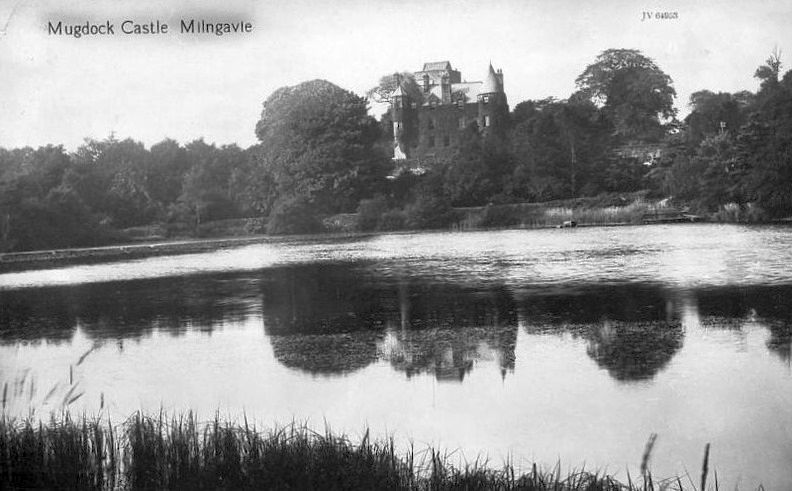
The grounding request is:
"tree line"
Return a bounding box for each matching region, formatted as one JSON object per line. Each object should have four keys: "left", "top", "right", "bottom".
{"left": 1, "top": 49, "right": 791, "bottom": 252}
{"left": 363, "top": 48, "right": 792, "bottom": 226}
{"left": 0, "top": 138, "right": 261, "bottom": 251}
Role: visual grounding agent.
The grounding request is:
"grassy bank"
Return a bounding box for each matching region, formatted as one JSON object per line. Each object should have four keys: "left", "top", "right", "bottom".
{"left": 354, "top": 192, "right": 673, "bottom": 233}
{"left": 0, "top": 191, "right": 740, "bottom": 273}
{"left": 0, "top": 412, "right": 720, "bottom": 490}
{"left": 454, "top": 200, "right": 651, "bottom": 230}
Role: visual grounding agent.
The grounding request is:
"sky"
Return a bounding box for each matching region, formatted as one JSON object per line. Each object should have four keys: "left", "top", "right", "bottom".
{"left": 1, "top": 0, "right": 791, "bottom": 151}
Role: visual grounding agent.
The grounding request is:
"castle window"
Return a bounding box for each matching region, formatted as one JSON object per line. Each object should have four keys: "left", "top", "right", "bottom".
{"left": 428, "top": 118, "right": 435, "bottom": 130}
{"left": 458, "top": 117, "right": 466, "bottom": 130}
{"left": 457, "top": 100, "right": 464, "bottom": 108}
{"left": 484, "top": 115, "right": 491, "bottom": 127}
{"left": 482, "top": 95, "right": 490, "bottom": 104}
{"left": 395, "top": 98, "right": 403, "bottom": 108}
{"left": 411, "top": 102, "right": 417, "bottom": 109}
{"left": 443, "top": 136, "right": 450, "bottom": 147}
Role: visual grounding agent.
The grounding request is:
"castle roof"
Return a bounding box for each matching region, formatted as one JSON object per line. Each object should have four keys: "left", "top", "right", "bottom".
{"left": 423, "top": 81, "right": 487, "bottom": 104}
{"left": 390, "top": 85, "right": 405, "bottom": 98}
{"left": 422, "top": 61, "right": 453, "bottom": 71}
{"left": 427, "top": 85, "right": 444, "bottom": 101}
{"left": 481, "top": 64, "right": 500, "bottom": 94}
{"left": 451, "top": 82, "right": 483, "bottom": 102}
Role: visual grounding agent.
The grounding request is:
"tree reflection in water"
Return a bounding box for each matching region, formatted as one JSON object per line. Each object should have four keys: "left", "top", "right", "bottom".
{"left": 258, "top": 264, "right": 518, "bottom": 378}
{"left": 583, "top": 320, "right": 684, "bottom": 381}
{"left": 2, "top": 262, "right": 792, "bottom": 380}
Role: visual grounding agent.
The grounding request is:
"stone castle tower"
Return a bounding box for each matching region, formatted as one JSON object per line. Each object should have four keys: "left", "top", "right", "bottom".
{"left": 389, "top": 61, "right": 508, "bottom": 162}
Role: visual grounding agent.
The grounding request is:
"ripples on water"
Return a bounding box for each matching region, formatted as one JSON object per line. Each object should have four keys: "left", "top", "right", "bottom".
{"left": 1, "top": 224, "right": 792, "bottom": 488}
{"left": 2, "top": 224, "right": 792, "bottom": 290}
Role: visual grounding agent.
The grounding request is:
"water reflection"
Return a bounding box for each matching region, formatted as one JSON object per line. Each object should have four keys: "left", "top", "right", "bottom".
{"left": 583, "top": 320, "right": 684, "bottom": 381}
{"left": 2, "top": 263, "right": 792, "bottom": 382}
{"left": 764, "top": 322, "right": 792, "bottom": 363}
{"left": 0, "top": 275, "right": 259, "bottom": 343}
{"left": 379, "top": 325, "right": 517, "bottom": 381}
{"left": 3, "top": 226, "right": 792, "bottom": 489}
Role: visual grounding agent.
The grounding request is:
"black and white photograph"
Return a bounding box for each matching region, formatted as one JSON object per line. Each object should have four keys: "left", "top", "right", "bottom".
{"left": 1, "top": 0, "right": 792, "bottom": 488}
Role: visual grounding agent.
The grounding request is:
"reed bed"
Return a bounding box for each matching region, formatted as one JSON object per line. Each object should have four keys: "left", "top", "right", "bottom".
{"left": 457, "top": 198, "right": 653, "bottom": 230}
{"left": 1, "top": 411, "right": 720, "bottom": 490}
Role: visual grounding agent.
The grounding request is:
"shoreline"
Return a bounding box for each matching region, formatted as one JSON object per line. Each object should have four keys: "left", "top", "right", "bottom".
{"left": 0, "top": 220, "right": 662, "bottom": 273}
{"left": 1, "top": 220, "right": 785, "bottom": 274}
{"left": 0, "top": 231, "right": 378, "bottom": 273}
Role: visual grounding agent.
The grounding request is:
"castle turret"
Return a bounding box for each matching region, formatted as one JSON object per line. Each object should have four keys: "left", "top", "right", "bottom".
{"left": 390, "top": 83, "right": 409, "bottom": 159}
{"left": 477, "top": 63, "right": 508, "bottom": 135}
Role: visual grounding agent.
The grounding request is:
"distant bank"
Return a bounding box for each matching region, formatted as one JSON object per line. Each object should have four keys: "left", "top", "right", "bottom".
{"left": 3, "top": 195, "right": 787, "bottom": 274}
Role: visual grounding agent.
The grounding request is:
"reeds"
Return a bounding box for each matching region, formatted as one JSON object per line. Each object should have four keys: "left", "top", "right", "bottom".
{"left": 0, "top": 412, "right": 113, "bottom": 489}
{"left": 0, "top": 410, "right": 726, "bottom": 490}
{"left": 458, "top": 197, "right": 652, "bottom": 230}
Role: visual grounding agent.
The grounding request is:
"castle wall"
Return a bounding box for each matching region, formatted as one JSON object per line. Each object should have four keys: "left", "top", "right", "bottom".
{"left": 409, "top": 103, "right": 479, "bottom": 161}
{"left": 477, "top": 92, "right": 509, "bottom": 136}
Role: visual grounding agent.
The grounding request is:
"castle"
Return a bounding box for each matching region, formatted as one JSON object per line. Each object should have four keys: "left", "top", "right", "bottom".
{"left": 389, "top": 61, "right": 509, "bottom": 162}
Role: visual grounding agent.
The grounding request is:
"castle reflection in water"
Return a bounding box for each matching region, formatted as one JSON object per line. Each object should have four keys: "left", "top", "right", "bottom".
{"left": 2, "top": 261, "right": 790, "bottom": 383}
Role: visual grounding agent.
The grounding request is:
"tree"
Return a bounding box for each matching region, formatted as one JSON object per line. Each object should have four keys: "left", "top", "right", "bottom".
{"left": 575, "top": 49, "right": 676, "bottom": 140}
{"left": 510, "top": 99, "right": 570, "bottom": 201}
{"left": 148, "top": 139, "right": 191, "bottom": 205}
{"left": 171, "top": 139, "right": 240, "bottom": 231}
{"left": 228, "top": 145, "right": 277, "bottom": 216}
{"left": 254, "top": 79, "right": 390, "bottom": 217}
{"left": 509, "top": 98, "right": 613, "bottom": 200}
{"left": 0, "top": 170, "right": 109, "bottom": 252}
{"left": 643, "top": 128, "right": 695, "bottom": 198}
{"left": 740, "top": 67, "right": 792, "bottom": 216}
{"left": 694, "top": 133, "right": 746, "bottom": 210}
{"left": 69, "top": 136, "right": 156, "bottom": 227}
{"left": 442, "top": 126, "right": 513, "bottom": 206}
{"left": 754, "top": 47, "right": 782, "bottom": 92}
{"left": 366, "top": 72, "right": 422, "bottom": 104}
{"left": 685, "top": 90, "right": 753, "bottom": 145}
{"left": 266, "top": 194, "right": 322, "bottom": 235}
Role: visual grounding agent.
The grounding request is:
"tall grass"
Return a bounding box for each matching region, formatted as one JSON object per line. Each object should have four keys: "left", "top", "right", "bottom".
{"left": 0, "top": 411, "right": 723, "bottom": 490}
{"left": 457, "top": 198, "right": 652, "bottom": 230}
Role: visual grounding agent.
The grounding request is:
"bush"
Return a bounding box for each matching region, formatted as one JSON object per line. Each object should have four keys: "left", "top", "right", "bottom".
{"left": 356, "top": 196, "right": 390, "bottom": 231}
{"left": 378, "top": 209, "right": 406, "bottom": 231}
{"left": 244, "top": 217, "right": 267, "bottom": 234}
{"left": 266, "top": 195, "right": 322, "bottom": 235}
{"left": 712, "top": 202, "right": 767, "bottom": 223}
{"left": 479, "top": 205, "right": 521, "bottom": 228}
{"left": 403, "top": 195, "right": 456, "bottom": 230}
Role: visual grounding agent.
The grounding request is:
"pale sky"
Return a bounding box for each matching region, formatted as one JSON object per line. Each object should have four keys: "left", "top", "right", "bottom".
{"left": 1, "top": 0, "right": 790, "bottom": 151}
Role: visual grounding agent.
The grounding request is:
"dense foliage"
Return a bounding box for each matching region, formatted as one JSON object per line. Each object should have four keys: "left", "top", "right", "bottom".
{"left": 364, "top": 48, "right": 792, "bottom": 226}
{"left": 2, "top": 49, "right": 791, "bottom": 252}
{"left": 0, "top": 138, "right": 260, "bottom": 252}
{"left": 254, "top": 79, "right": 390, "bottom": 229}
{"left": 575, "top": 48, "right": 677, "bottom": 141}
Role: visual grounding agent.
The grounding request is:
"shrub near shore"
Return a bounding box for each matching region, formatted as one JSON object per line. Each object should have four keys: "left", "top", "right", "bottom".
{"left": 0, "top": 411, "right": 724, "bottom": 490}
{"left": 355, "top": 192, "right": 654, "bottom": 233}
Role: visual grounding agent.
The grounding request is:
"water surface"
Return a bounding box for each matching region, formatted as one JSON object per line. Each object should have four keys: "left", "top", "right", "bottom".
{"left": 1, "top": 224, "right": 791, "bottom": 488}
